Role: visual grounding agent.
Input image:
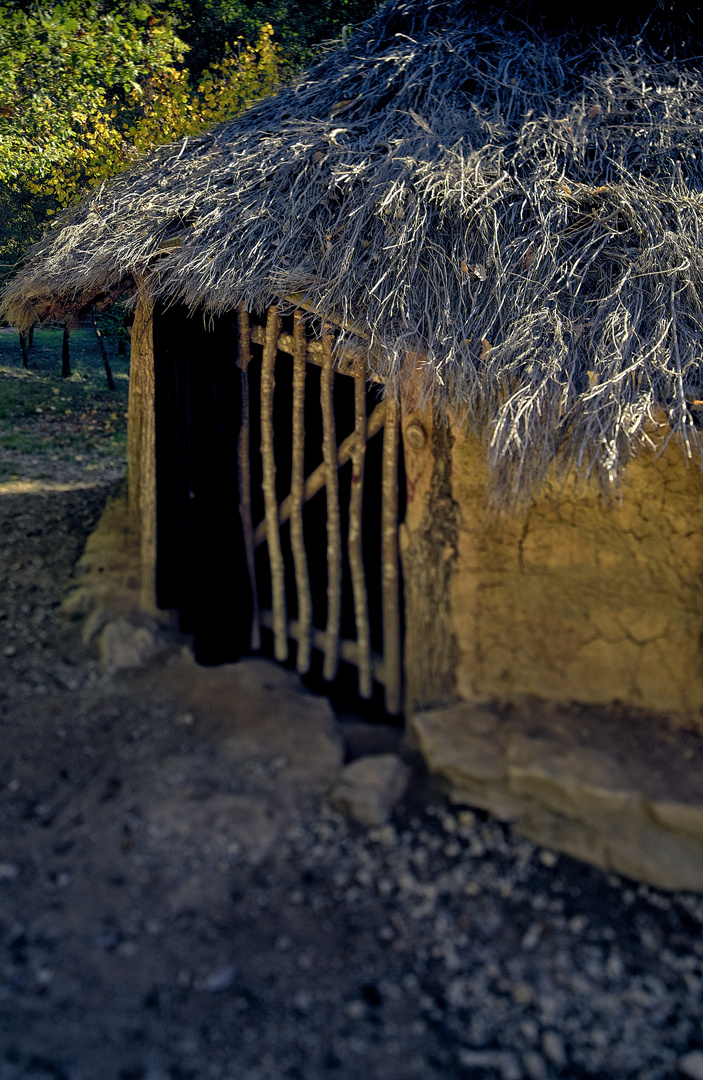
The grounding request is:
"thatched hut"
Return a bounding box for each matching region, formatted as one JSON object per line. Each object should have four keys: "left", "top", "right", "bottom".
{"left": 6, "top": 0, "right": 703, "bottom": 887}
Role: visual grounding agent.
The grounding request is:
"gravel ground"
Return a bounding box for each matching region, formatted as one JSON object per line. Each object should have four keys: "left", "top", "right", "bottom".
{"left": 1, "top": 481, "right": 703, "bottom": 1080}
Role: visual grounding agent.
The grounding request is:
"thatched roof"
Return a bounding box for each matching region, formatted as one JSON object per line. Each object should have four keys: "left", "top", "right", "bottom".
{"left": 4, "top": 0, "right": 703, "bottom": 497}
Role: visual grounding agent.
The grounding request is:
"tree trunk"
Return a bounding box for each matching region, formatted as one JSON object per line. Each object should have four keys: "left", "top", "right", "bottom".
{"left": 61, "top": 326, "right": 71, "bottom": 378}
{"left": 27, "top": 325, "right": 34, "bottom": 350}
{"left": 19, "top": 331, "right": 29, "bottom": 369}
{"left": 92, "top": 315, "right": 116, "bottom": 391}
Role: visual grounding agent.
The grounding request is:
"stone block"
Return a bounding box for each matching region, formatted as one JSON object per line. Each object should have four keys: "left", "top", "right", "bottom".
{"left": 411, "top": 699, "right": 703, "bottom": 891}
{"left": 98, "top": 617, "right": 163, "bottom": 674}
{"left": 329, "top": 754, "right": 411, "bottom": 826}
{"left": 649, "top": 800, "right": 703, "bottom": 843}
{"left": 158, "top": 656, "right": 344, "bottom": 795}
{"left": 411, "top": 704, "right": 528, "bottom": 821}
{"left": 506, "top": 732, "right": 641, "bottom": 819}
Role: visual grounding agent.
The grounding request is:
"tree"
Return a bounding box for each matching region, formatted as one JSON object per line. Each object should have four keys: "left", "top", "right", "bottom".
{"left": 0, "top": 2, "right": 279, "bottom": 287}
{"left": 142, "top": 0, "right": 379, "bottom": 76}
{"left": 0, "top": 0, "right": 382, "bottom": 294}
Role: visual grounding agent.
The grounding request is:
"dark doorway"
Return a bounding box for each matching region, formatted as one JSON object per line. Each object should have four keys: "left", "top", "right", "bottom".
{"left": 153, "top": 305, "right": 405, "bottom": 716}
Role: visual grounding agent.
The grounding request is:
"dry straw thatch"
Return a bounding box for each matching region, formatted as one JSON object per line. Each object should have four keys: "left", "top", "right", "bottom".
{"left": 4, "top": 0, "right": 703, "bottom": 498}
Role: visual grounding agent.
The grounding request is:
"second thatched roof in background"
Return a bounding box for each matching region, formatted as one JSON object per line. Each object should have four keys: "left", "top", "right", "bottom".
{"left": 4, "top": 0, "right": 703, "bottom": 497}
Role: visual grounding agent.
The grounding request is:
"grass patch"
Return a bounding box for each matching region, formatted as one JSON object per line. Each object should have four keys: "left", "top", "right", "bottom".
{"left": 0, "top": 326, "right": 129, "bottom": 483}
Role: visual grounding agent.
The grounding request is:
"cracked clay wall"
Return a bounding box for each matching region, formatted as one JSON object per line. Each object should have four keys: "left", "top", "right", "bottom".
{"left": 398, "top": 406, "right": 703, "bottom": 721}
{"left": 447, "top": 425, "right": 703, "bottom": 719}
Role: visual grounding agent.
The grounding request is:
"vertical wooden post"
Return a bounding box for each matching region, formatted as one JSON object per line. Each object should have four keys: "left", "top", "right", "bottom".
{"left": 19, "top": 330, "right": 29, "bottom": 369}
{"left": 321, "top": 332, "right": 342, "bottom": 681}
{"left": 128, "top": 295, "right": 157, "bottom": 612}
{"left": 349, "top": 364, "right": 372, "bottom": 698}
{"left": 290, "top": 311, "right": 312, "bottom": 673}
{"left": 260, "top": 305, "right": 288, "bottom": 661}
{"left": 381, "top": 394, "right": 402, "bottom": 714}
{"left": 91, "top": 314, "right": 116, "bottom": 391}
{"left": 236, "top": 304, "right": 261, "bottom": 651}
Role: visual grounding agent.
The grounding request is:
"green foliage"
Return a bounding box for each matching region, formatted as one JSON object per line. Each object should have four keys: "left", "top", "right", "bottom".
{"left": 0, "top": 1, "right": 282, "bottom": 288}
{"left": 0, "top": 0, "right": 378, "bottom": 292}
{"left": 146, "top": 0, "right": 379, "bottom": 76}
{"left": 0, "top": 2, "right": 189, "bottom": 191}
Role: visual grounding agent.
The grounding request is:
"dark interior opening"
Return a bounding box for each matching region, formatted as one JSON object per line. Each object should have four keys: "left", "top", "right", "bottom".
{"left": 153, "top": 305, "right": 406, "bottom": 722}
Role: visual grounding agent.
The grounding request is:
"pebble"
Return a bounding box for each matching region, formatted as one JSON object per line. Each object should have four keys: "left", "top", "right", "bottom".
{"left": 522, "top": 1051, "right": 548, "bottom": 1080}
{"left": 679, "top": 1051, "right": 703, "bottom": 1080}
{"left": 344, "top": 1000, "right": 366, "bottom": 1019}
{"left": 294, "top": 990, "right": 312, "bottom": 1014}
{"left": 521, "top": 923, "right": 543, "bottom": 951}
{"left": 194, "top": 964, "right": 237, "bottom": 993}
{"left": 542, "top": 1031, "right": 567, "bottom": 1067}
{"left": 458, "top": 1050, "right": 521, "bottom": 1080}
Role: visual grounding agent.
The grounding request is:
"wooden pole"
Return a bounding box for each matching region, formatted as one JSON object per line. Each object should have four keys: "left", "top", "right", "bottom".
{"left": 129, "top": 296, "right": 156, "bottom": 612}
{"left": 290, "top": 311, "right": 312, "bottom": 673}
{"left": 236, "top": 304, "right": 261, "bottom": 651}
{"left": 349, "top": 364, "right": 372, "bottom": 698}
{"left": 321, "top": 332, "right": 342, "bottom": 681}
{"left": 381, "top": 394, "right": 402, "bottom": 714}
{"left": 91, "top": 314, "right": 116, "bottom": 391}
{"left": 252, "top": 401, "right": 386, "bottom": 547}
{"left": 260, "top": 305, "right": 288, "bottom": 661}
{"left": 61, "top": 325, "right": 71, "bottom": 378}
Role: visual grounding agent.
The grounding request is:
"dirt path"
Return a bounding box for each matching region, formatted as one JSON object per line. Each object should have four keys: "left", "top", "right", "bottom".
{"left": 1, "top": 482, "right": 703, "bottom": 1080}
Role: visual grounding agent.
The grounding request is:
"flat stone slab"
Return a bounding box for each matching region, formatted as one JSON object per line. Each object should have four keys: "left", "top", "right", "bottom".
{"left": 151, "top": 654, "right": 344, "bottom": 796}
{"left": 411, "top": 700, "right": 703, "bottom": 891}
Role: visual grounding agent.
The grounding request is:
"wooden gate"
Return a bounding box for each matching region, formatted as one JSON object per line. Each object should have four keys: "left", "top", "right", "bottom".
{"left": 236, "top": 304, "right": 402, "bottom": 715}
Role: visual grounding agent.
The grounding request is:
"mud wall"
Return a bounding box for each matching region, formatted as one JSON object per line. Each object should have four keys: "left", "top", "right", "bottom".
{"left": 449, "top": 427, "right": 703, "bottom": 718}
{"left": 401, "top": 407, "right": 703, "bottom": 720}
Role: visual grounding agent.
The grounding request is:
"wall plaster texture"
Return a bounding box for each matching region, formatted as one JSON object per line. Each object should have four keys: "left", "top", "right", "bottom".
{"left": 447, "top": 425, "right": 703, "bottom": 719}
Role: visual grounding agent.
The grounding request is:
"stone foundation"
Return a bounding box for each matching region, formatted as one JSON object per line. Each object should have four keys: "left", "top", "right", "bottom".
{"left": 411, "top": 699, "right": 703, "bottom": 891}
{"left": 62, "top": 481, "right": 177, "bottom": 671}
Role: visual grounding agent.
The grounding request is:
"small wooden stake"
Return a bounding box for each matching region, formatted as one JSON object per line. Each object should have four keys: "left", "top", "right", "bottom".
{"left": 349, "top": 364, "right": 372, "bottom": 698}
{"left": 381, "top": 394, "right": 402, "bottom": 714}
{"left": 290, "top": 312, "right": 312, "bottom": 673}
{"left": 260, "top": 306, "right": 288, "bottom": 661}
{"left": 321, "top": 332, "right": 342, "bottom": 681}
{"left": 236, "top": 303, "right": 260, "bottom": 651}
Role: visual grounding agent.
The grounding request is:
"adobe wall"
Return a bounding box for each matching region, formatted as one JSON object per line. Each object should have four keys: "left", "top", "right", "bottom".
{"left": 401, "top": 409, "right": 703, "bottom": 889}
{"left": 448, "top": 425, "right": 703, "bottom": 719}
{"left": 400, "top": 406, "right": 703, "bottom": 721}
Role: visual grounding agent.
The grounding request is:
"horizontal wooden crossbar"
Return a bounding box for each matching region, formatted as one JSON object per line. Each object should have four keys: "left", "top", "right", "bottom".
{"left": 249, "top": 325, "right": 385, "bottom": 383}
{"left": 258, "top": 608, "right": 384, "bottom": 683}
